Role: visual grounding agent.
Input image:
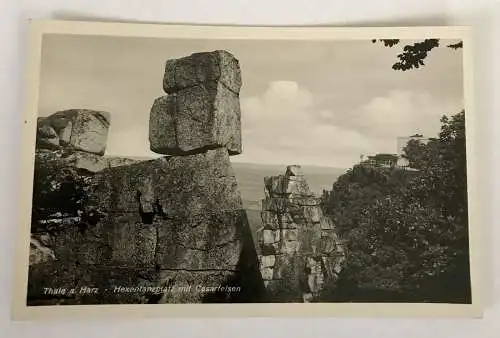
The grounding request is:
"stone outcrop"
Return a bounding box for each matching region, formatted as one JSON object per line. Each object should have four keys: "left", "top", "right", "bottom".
{"left": 150, "top": 50, "right": 242, "bottom": 156}
{"left": 28, "top": 50, "right": 265, "bottom": 305}
{"left": 257, "top": 165, "right": 345, "bottom": 302}
{"left": 29, "top": 149, "right": 264, "bottom": 305}
{"left": 37, "top": 109, "right": 111, "bottom": 155}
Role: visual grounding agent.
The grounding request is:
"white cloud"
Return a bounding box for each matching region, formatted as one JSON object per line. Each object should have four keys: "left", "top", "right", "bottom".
{"left": 237, "top": 81, "right": 377, "bottom": 168}
{"left": 353, "top": 89, "right": 461, "bottom": 139}
{"left": 236, "top": 83, "right": 463, "bottom": 168}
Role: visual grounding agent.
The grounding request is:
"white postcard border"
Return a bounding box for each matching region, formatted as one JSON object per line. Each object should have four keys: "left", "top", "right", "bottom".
{"left": 12, "top": 20, "right": 482, "bottom": 320}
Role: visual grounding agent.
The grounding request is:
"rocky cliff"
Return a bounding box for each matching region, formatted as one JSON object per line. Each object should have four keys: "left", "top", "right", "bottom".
{"left": 257, "top": 165, "right": 345, "bottom": 302}
{"left": 28, "top": 50, "right": 265, "bottom": 305}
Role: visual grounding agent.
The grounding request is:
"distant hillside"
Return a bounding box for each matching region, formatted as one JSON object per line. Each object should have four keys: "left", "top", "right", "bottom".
{"left": 232, "top": 162, "right": 346, "bottom": 210}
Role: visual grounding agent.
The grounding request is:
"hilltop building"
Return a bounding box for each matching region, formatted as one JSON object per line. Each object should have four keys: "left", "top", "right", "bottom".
{"left": 364, "top": 153, "right": 398, "bottom": 168}
{"left": 361, "top": 134, "right": 431, "bottom": 171}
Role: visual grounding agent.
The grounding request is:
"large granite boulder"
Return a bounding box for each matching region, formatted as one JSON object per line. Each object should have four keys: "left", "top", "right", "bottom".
{"left": 163, "top": 50, "right": 242, "bottom": 94}
{"left": 28, "top": 149, "right": 265, "bottom": 304}
{"left": 258, "top": 165, "right": 345, "bottom": 302}
{"left": 150, "top": 51, "right": 242, "bottom": 156}
{"left": 37, "top": 109, "right": 111, "bottom": 155}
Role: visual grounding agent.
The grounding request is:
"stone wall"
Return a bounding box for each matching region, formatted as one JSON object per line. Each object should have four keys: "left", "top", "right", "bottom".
{"left": 257, "top": 165, "right": 345, "bottom": 302}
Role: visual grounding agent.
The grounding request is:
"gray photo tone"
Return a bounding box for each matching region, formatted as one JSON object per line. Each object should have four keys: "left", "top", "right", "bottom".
{"left": 28, "top": 34, "right": 469, "bottom": 305}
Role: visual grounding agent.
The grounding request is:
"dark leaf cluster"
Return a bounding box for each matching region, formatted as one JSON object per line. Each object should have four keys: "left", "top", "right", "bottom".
{"left": 372, "top": 38, "right": 463, "bottom": 71}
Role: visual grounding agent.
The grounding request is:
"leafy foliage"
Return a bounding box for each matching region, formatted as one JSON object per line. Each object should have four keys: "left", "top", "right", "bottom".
{"left": 372, "top": 38, "right": 463, "bottom": 71}
{"left": 31, "top": 151, "right": 91, "bottom": 233}
{"left": 371, "top": 39, "right": 400, "bottom": 47}
{"left": 321, "top": 111, "right": 470, "bottom": 303}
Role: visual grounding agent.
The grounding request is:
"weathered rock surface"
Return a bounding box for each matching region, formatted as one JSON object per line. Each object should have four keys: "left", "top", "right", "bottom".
{"left": 163, "top": 50, "right": 242, "bottom": 94}
{"left": 257, "top": 165, "right": 345, "bottom": 302}
{"left": 150, "top": 51, "right": 242, "bottom": 156}
{"left": 28, "top": 149, "right": 265, "bottom": 304}
{"left": 37, "top": 109, "right": 111, "bottom": 155}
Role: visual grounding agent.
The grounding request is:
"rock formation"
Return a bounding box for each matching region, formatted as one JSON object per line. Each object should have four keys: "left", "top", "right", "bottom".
{"left": 28, "top": 50, "right": 265, "bottom": 305}
{"left": 257, "top": 165, "right": 345, "bottom": 302}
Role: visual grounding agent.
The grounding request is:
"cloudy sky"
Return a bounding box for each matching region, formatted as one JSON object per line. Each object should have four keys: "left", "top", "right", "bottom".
{"left": 38, "top": 34, "right": 464, "bottom": 168}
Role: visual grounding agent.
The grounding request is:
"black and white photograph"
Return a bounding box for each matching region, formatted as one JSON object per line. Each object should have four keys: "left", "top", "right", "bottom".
{"left": 14, "top": 21, "right": 478, "bottom": 317}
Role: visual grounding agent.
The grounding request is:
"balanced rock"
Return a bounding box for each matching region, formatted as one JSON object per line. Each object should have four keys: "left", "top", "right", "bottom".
{"left": 37, "top": 109, "right": 111, "bottom": 155}
{"left": 150, "top": 51, "right": 242, "bottom": 155}
{"left": 258, "top": 165, "right": 345, "bottom": 302}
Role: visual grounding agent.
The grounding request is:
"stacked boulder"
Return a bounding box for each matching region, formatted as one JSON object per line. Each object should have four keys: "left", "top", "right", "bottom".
{"left": 28, "top": 50, "right": 265, "bottom": 305}
{"left": 257, "top": 165, "right": 345, "bottom": 302}
{"left": 150, "top": 50, "right": 242, "bottom": 155}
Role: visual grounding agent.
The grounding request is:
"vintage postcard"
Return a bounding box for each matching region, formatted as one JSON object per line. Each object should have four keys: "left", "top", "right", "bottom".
{"left": 12, "top": 20, "right": 481, "bottom": 319}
